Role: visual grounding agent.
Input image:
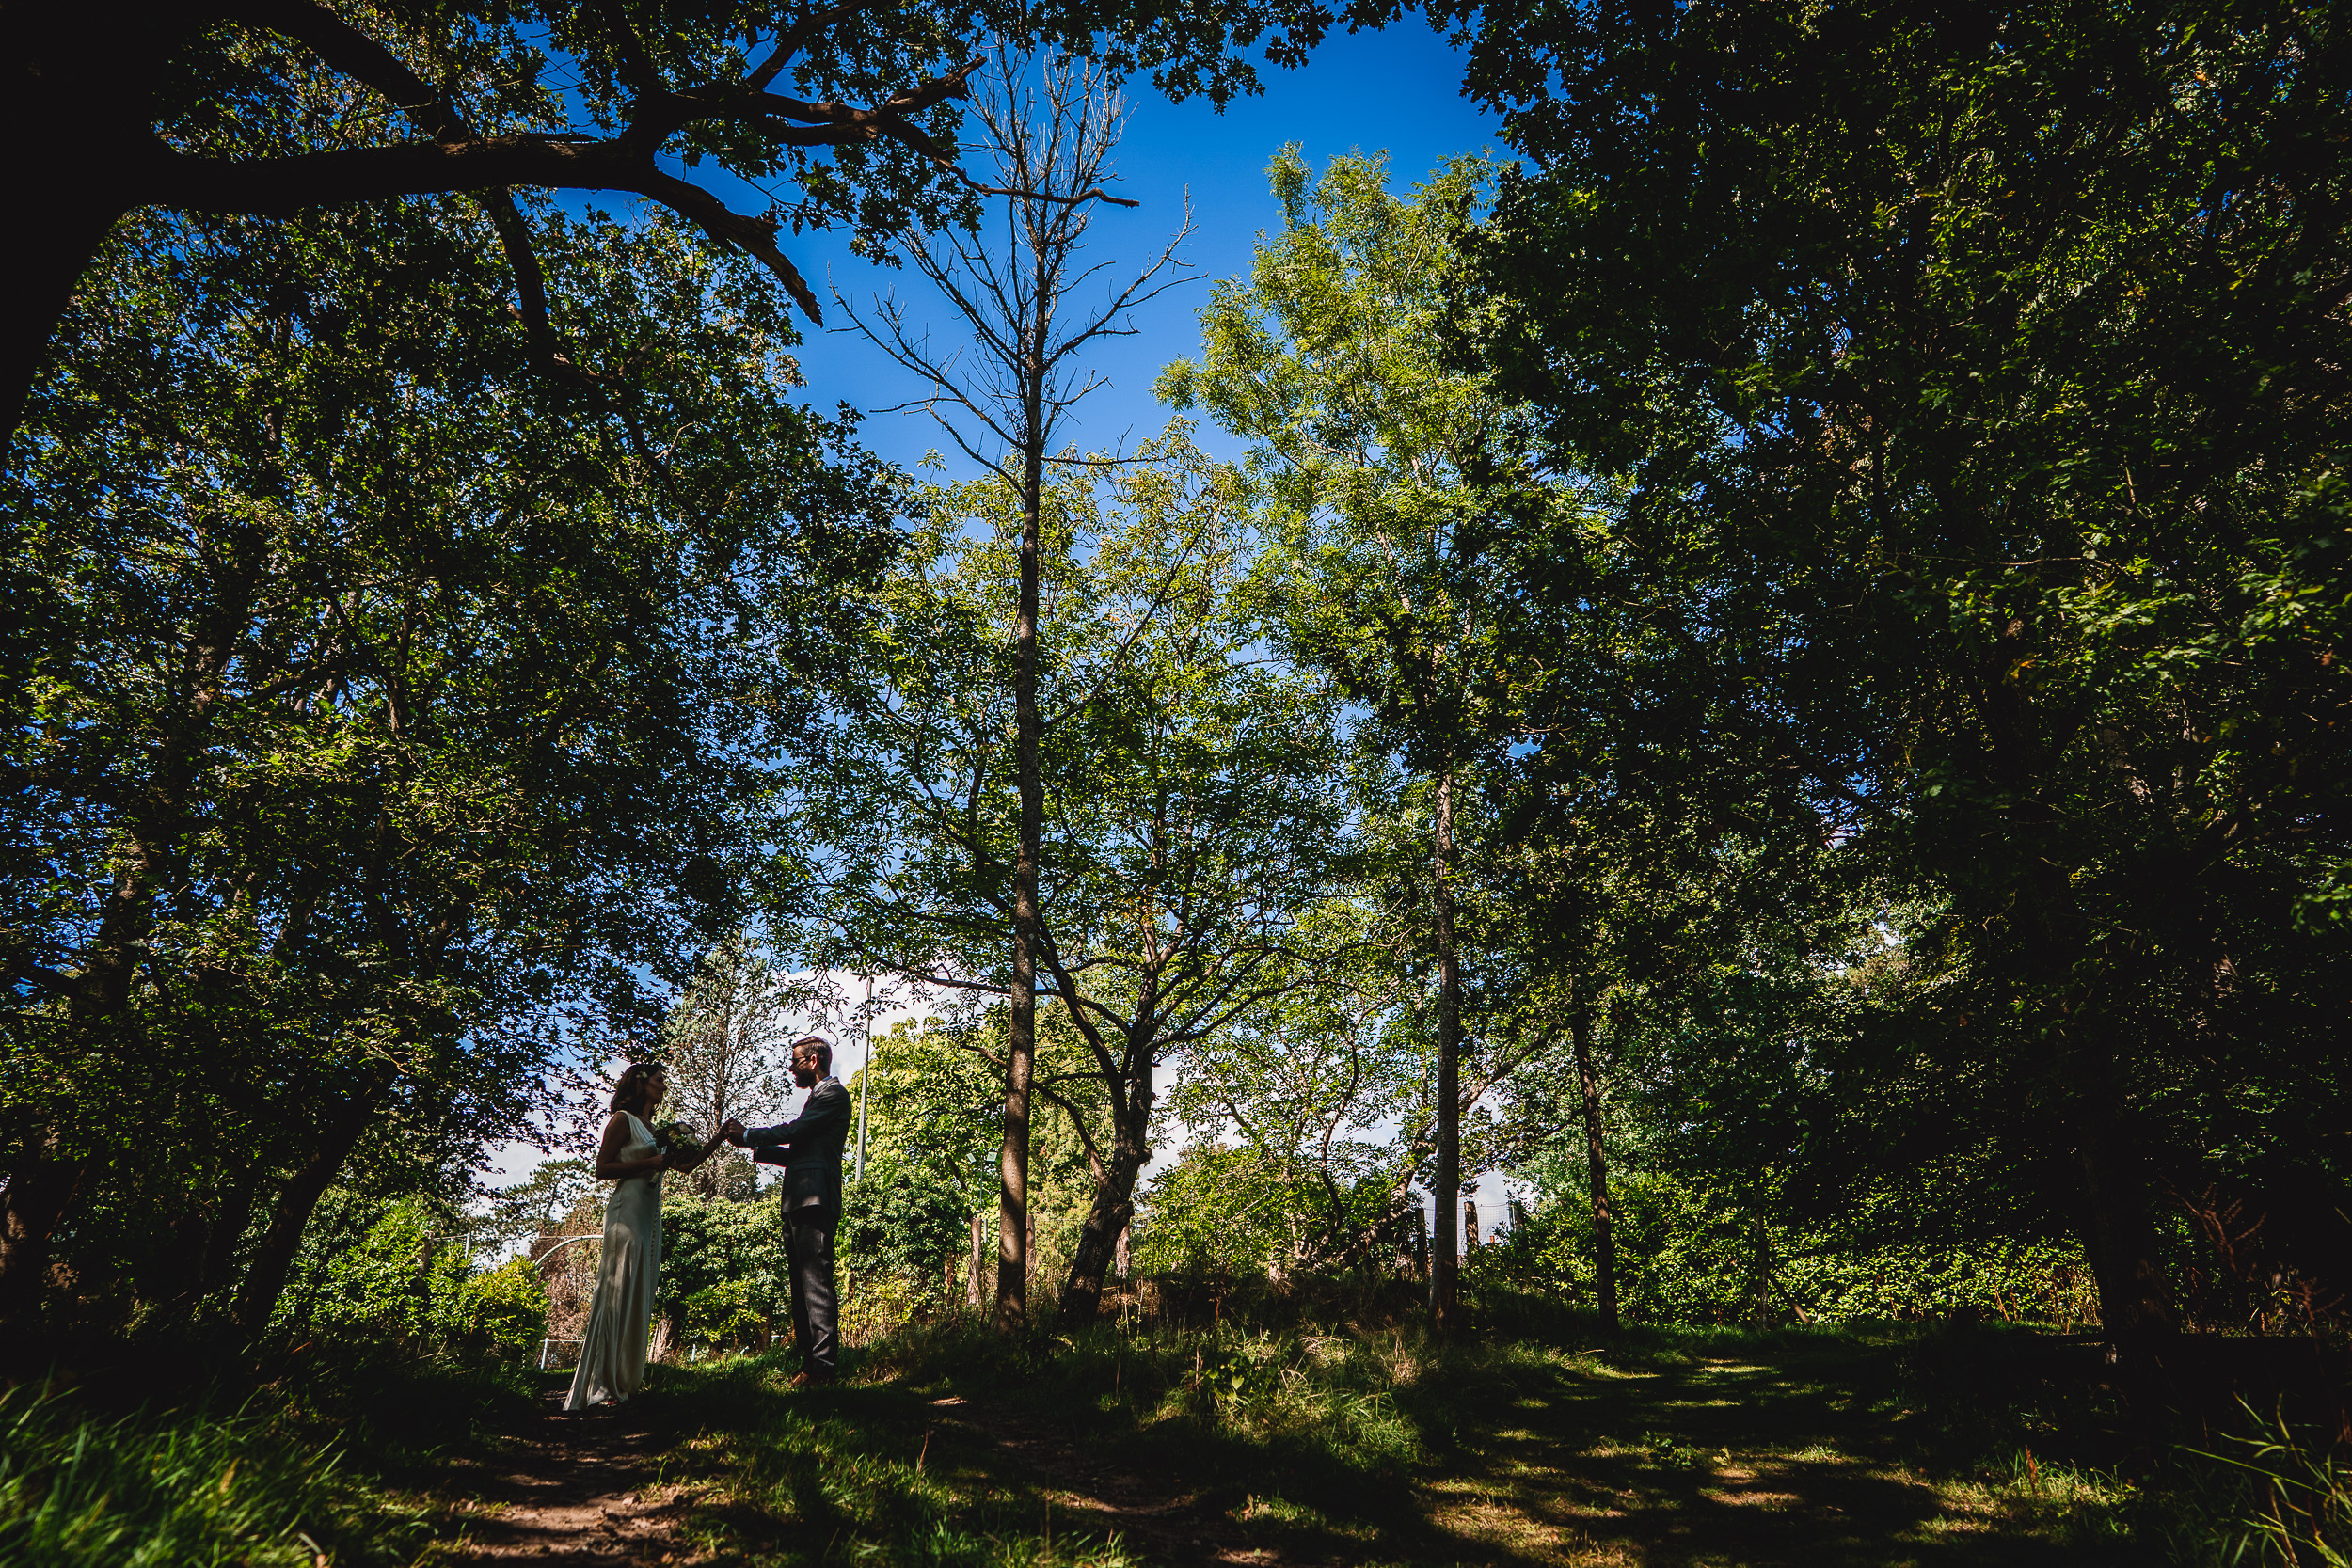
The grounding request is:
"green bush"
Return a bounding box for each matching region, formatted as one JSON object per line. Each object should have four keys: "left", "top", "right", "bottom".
{"left": 660, "top": 1193, "right": 787, "bottom": 1336}
{"left": 687, "top": 1276, "right": 768, "bottom": 1354}
{"left": 458, "top": 1257, "right": 548, "bottom": 1357}
{"left": 838, "top": 1148, "right": 972, "bottom": 1282}
{"left": 1484, "top": 1174, "right": 2096, "bottom": 1326}
{"left": 294, "top": 1196, "right": 481, "bottom": 1348}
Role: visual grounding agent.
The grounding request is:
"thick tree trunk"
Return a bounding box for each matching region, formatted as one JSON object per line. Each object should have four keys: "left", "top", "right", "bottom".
{"left": 0, "top": 531, "right": 257, "bottom": 1320}
{"left": 997, "top": 441, "right": 1044, "bottom": 1332}
{"left": 2074, "top": 1063, "right": 2176, "bottom": 1345}
{"left": 0, "top": 1133, "right": 94, "bottom": 1325}
{"left": 1570, "top": 1001, "right": 1617, "bottom": 1331}
{"left": 1429, "top": 768, "right": 1462, "bottom": 1333}
{"left": 1058, "top": 1062, "right": 1153, "bottom": 1326}
{"left": 3, "top": 192, "right": 130, "bottom": 444}
{"left": 235, "top": 1069, "right": 388, "bottom": 1338}
{"left": 1, "top": 5, "right": 170, "bottom": 443}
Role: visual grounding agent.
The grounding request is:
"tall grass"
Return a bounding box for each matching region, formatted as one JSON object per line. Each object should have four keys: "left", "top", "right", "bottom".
{"left": 2171, "top": 1402, "right": 2352, "bottom": 1567}
{"left": 0, "top": 1385, "right": 431, "bottom": 1567}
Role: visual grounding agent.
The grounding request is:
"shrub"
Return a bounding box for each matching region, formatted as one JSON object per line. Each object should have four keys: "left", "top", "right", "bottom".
{"left": 458, "top": 1258, "right": 548, "bottom": 1358}
{"left": 686, "top": 1276, "right": 768, "bottom": 1354}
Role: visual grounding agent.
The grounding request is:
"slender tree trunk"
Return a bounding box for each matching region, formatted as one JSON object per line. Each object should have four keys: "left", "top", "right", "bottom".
{"left": 997, "top": 435, "right": 1044, "bottom": 1332}
{"left": 235, "top": 1069, "right": 389, "bottom": 1338}
{"left": 1059, "top": 1058, "right": 1153, "bottom": 1325}
{"left": 1570, "top": 998, "right": 1617, "bottom": 1331}
{"left": 1429, "top": 768, "right": 1462, "bottom": 1333}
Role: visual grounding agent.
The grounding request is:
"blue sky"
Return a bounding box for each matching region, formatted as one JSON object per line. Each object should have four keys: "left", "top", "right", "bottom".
{"left": 761, "top": 17, "right": 1507, "bottom": 474}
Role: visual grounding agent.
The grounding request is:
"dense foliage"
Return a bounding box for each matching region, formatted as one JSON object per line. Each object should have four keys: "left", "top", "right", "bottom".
{"left": 0, "top": 185, "right": 898, "bottom": 1338}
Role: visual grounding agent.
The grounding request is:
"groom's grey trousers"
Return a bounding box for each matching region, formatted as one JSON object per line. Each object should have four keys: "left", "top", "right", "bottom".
{"left": 745, "top": 1076, "right": 851, "bottom": 1381}
{"left": 787, "top": 1206, "right": 838, "bottom": 1377}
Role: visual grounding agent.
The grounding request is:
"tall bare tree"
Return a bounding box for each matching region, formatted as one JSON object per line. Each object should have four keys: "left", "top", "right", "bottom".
{"left": 835, "top": 43, "right": 1187, "bottom": 1328}
{"left": 660, "top": 936, "right": 793, "bottom": 1197}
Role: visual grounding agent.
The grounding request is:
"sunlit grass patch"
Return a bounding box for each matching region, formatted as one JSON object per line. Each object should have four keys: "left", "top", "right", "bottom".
{"left": 1781, "top": 1442, "right": 1851, "bottom": 1462}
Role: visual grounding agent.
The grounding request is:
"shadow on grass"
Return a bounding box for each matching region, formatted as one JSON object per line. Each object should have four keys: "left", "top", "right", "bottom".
{"left": 635, "top": 1354, "right": 1148, "bottom": 1567}
{"left": 675, "top": 1303, "right": 2149, "bottom": 1567}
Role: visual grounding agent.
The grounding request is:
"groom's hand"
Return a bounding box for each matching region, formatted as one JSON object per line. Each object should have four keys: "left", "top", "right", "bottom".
{"left": 723, "top": 1118, "right": 746, "bottom": 1146}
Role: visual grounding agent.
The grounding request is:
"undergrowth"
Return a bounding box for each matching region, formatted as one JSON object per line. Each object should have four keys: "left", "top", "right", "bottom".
{"left": 0, "top": 1343, "right": 540, "bottom": 1567}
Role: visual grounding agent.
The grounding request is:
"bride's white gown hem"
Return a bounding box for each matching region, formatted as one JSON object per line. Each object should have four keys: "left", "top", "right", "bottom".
{"left": 564, "top": 1112, "right": 662, "bottom": 1412}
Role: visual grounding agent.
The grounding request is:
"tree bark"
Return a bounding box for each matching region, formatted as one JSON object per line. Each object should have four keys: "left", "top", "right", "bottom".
{"left": 1058, "top": 1061, "right": 1153, "bottom": 1325}
{"left": 0, "top": 3, "right": 177, "bottom": 440}
{"left": 0, "top": 1132, "right": 94, "bottom": 1326}
{"left": 234, "top": 1067, "right": 389, "bottom": 1338}
{"left": 2074, "top": 1055, "right": 2177, "bottom": 1347}
{"left": 1570, "top": 999, "right": 1618, "bottom": 1331}
{"left": 997, "top": 436, "right": 1044, "bottom": 1332}
{"left": 1429, "top": 768, "right": 1462, "bottom": 1333}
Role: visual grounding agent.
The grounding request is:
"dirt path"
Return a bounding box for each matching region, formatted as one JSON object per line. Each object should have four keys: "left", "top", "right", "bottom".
{"left": 437, "top": 1389, "right": 695, "bottom": 1565}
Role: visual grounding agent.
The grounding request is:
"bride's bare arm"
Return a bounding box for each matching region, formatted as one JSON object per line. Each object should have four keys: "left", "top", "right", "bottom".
{"left": 592, "top": 1113, "right": 668, "bottom": 1180}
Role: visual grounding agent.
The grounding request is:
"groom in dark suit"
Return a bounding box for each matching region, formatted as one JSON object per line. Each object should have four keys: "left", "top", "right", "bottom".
{"left": 724, "top": 1035, "right": 850, "bottom": 1386}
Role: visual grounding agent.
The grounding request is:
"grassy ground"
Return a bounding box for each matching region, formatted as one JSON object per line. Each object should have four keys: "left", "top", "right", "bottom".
{"left": 0, "top": 1342, "right": 541, "bottom": 1566}
{"left": 638, "top": 1296, "right": 2164, "bottom": 1566}
{"left": 4, "top": 1296, "right": 2341, "bottom": 1565}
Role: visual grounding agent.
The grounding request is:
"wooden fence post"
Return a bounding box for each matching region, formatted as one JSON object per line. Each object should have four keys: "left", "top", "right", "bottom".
{"left": 967, "top": 1213, "right": 985, "bottom": 1307}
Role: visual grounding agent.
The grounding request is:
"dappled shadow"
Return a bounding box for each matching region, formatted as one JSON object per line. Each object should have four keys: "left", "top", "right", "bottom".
{"left": 1399, "top": 1341, "right": 2115, "bottom": 1567}
{"left": 596, "top": 1329, "right": 2130, "bottom": 1567}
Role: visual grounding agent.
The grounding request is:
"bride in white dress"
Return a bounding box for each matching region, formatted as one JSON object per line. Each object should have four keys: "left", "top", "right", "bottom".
{"left": 564, "top": 1063, "right": 723, "bottom": 1412}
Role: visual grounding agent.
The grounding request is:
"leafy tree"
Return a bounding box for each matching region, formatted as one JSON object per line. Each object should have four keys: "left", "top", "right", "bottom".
{"left": 1449, "top": 0, "right": 2352, "bottom": 1343}
{"left": 659, "top": 936, "right": 797, "bottom": 1197}
{"left": 477, "top": 1158, "right": 597, "bottom": 1256}
{"left": 0, "top": 188, "right": 896, "bottom": 1336}
{"left": 844, "top": 1014, "right": 1101, "bottom": 1297}
{"left": 799, "top": 432, "right": 1351, "bottom": 1323}
{"left": 1160, "top": 146, "right": 1537, "bottom": 1330}
{"left": 1158, "top": 924, "right": 1423, "bottom": 1275}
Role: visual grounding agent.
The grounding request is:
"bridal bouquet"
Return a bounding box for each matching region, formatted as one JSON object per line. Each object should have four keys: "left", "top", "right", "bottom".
{"left": 655, "top": 1120, "right": 702, "bottom": 1158}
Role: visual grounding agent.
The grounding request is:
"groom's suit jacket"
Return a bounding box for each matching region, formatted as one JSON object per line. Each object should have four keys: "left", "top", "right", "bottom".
{"left": 744, "top": 1077, "right": 851, "bottom": 1212}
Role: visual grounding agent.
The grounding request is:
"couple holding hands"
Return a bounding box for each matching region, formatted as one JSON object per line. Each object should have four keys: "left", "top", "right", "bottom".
{"left": 564, "top": 1035, "right": 850, "bottom": 1412}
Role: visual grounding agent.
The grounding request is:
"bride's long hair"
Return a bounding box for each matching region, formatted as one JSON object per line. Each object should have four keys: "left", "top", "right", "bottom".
{"left": 609, "top": 1062, "right": 666, "bottom": 1117}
